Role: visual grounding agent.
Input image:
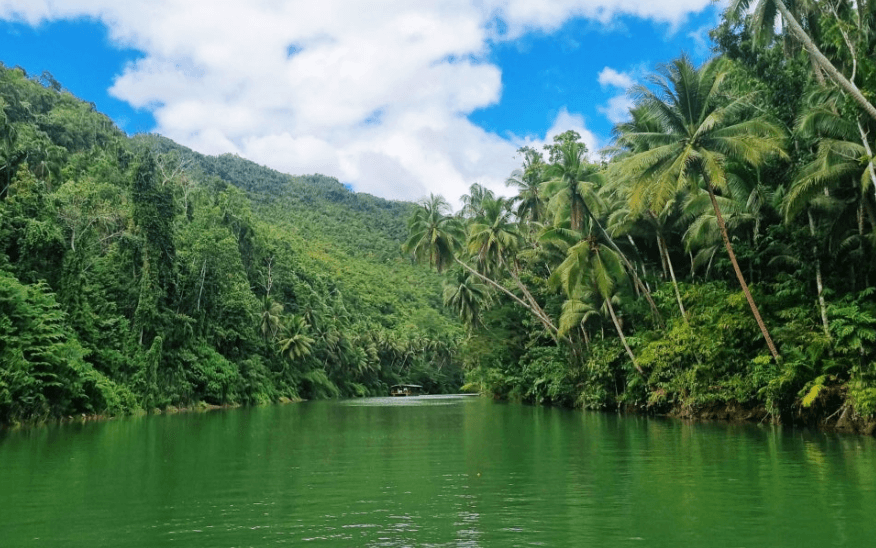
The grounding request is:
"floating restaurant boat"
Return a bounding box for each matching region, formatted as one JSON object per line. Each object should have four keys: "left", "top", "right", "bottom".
{"left": 390, "top": 384, "right": 422, "bottom": 397}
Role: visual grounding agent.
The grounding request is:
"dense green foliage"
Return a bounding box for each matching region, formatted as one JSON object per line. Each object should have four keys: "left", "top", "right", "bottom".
{"left": 406, "top": 6, "right": 876, "bottom": 429}
{"left": 0, "top": 64, "right": 461, "bottom": 424}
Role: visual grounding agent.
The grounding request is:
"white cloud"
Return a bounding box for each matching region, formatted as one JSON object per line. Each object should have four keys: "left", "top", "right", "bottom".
{"left": 487, "top": 0, "right": 712, "bottom": 36}
{"left": 598, "top": 94, "right": 634, "bottom": 124}
{"left": 596, "top": 66, "right": 637, "bottom": 125}
{"left": 598, "top": 67, "right": 635, "bottom": 90}
{"left": 0, "top": 0, "right": 712, "bottom": 203}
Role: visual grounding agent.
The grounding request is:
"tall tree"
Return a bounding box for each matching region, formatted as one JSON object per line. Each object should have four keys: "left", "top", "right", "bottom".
{"left": 543, "top": 135, "right": 664, "bottom": 324}
{"left": 727, "top": 0, "right": 876, "bottom": 121}
{"left": 550, "top": 236, "right": 642, "bottom": 373}
{"left": 616, "top": 56, "right": 787, "bottom": 362}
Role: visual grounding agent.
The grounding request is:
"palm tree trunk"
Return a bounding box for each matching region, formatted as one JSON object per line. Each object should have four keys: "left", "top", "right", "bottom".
{"left": 808, "top": 211, "right": 831, "bottom": 339}
{"left": 659, "top": 235, "right": 687, "bottom": 321}
{"left": 605, "top": 297, "right": 642, "bottom": 374}
{"left": 580, "top": 199, "right": 664, "bottom": 325}
{"left": 707, "top": 185, "right": 781, "bottom": 362}
{"left": 856, "top": 119, "right": 876, "bottom": 203}
{"left": 453, "top": 257, "right": 560, "bottom": 336}
{"left": 774, "top": 0, "right": 876, "bottom": 122}
{"left": 656, "top": 234, "right": 669, "bottom": 278}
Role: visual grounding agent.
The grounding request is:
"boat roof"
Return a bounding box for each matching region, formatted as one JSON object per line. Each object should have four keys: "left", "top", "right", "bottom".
{"left": 390, "top": 384, "right": 423, "bottom": 388}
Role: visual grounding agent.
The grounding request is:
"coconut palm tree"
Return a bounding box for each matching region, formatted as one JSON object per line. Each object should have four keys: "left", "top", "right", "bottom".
{"left": 506, "top": 146, "right": 547, "bottom": 224}
{"left": 727, "top": 0, "right": 876, "bottom": 121}
{"left": 443, "top": 270, "right": 492, "bottom": 327}
{"left": 616, "top": 55, "right": 787, "bottom": 361}
{"left": 402, "top": 194, "right": 464, "bottom": 273}
{"left": 403, "top": 194, "right": 560, "bottom": 336}
{"left": 459, "top": 183, "right": 495, "bottom": 220}
{"left": 543, "top": 137, "right": 664, "bottom": 324}
{"left": 467, "top": 196, "right": 558, "bottom": 335}
{"left": 550, "top": 236, "right": 642, "bottom": 373}
{"left": 278, "top": 314, "right": 315, "bottom": 360}
{"left": 259, "top": 296, "right": 284, "bottom": 341}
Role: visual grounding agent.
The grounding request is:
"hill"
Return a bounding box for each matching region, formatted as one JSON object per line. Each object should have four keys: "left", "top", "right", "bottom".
{"left": 0, "top": 64, "right": 462, "bottom": 424}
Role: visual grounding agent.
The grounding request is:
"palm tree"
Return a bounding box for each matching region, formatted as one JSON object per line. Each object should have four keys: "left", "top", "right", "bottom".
{"left": 551, "top": 236, "right": 642, "bottom": 373}
{"left": 616, "top": 56, "right": 787, "bottom": 362}
{"left": 609, "top": 105, "right": 690, "bottom": 320}
{"left": 727, "top": 0, "right": 876, "bottom": 122}
{"left": 459, "top": 182, "right": 495, "bottom": 220}
{"left": 443, "top": 270, "right": 492, "bottom": 327}
{"left": 466, "top": 196, "right": 522, "bottom": 275}
{"left": 783, "top": 91, "right": 876, "bottom": 337}
{"left": 543, "top": 139, "right": 602, "bottom": 233}
{"left": 259, "top": 296, "right": 284, "bottom": 341}
{"left": 403, "top": 194, "right": 561, "bottom": 336}
{"left": 278, "top": 314, "right": 315, "bottom": 360}
{"left": 466, "top": 196, "right": 558, "bottom": 335}
{"left": 543, "top": 137, "right": 664, "bottom": 324}
{"left": 505, "top": 146, "right": 546, "bottom": 223}
{"left": 402, "top": 194, "right": 464, "bottom": 273}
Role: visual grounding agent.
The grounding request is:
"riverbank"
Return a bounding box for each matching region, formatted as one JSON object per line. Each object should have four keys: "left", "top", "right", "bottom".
{"left": 662, "top": 396, "right": 876, "bottom": 436}
{"left": 0, "top": 398, "right": 306, "bottom": 430}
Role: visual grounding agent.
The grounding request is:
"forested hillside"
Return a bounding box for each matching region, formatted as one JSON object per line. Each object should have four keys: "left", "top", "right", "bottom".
{"left": 403, "top": 7, "right": 876, "bottom": 433}
{"left": 0, "top": 64, "right": 462, "bottom": 425}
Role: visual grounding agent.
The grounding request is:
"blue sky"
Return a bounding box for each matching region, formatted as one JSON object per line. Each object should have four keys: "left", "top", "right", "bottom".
{"left": 0, "top": 1, "right": 723, "bottom": 205}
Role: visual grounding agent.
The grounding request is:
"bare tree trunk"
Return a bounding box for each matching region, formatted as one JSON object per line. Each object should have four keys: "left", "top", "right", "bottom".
{"left": 775, "top": 0, "right": 876, "bottom": 122}
{"left": 808, "top": 210, "right": 831, "bottom": 339}
{"left": 606, "top": 297, "right": 642, "bottom": 374}
{"left": 196, "top": 257, "right": 207, "bottom": 312}
{"left": 707, "top": 185, "right": 781, "bottom": 362}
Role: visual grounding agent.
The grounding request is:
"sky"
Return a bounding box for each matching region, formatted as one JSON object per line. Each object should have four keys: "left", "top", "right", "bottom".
{"left": 0, "top": 0, "right": 725, "bottom": 207}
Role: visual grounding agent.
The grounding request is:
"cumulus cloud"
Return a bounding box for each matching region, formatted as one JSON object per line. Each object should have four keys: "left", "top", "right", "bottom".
{"left": 0, "top": 0, "right": 712, "bottom": 203}
{"left": 597, "top": 67, "right": 635, "bottom": 89}
{"left": 597, "top": 66, "right": 636, "bottom": 125}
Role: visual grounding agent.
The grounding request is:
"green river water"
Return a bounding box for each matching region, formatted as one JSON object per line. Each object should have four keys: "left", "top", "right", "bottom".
{"left": 1, "top": 395, "right": 875, "bottom": 547}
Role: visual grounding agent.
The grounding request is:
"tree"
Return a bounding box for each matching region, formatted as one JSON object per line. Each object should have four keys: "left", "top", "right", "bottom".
{"left": 402, "top": 194, "right": 463, "bottom": 273}
{"left": 505, "top": 146, "right": 546, "bottom": 224}
{"left": 442, "top": 270, "right": 492, "bottom": 328}
{"left": 543, "top": 135, "right": 664, "bottom": 324}
{"left": 616, "top": 56, "right": 786, "bottom": 361}
{"left": 550, "top": 236, "right": 642, "bottom": 373}
{"left": 403, "top": 194, "right": 561, "bottom": 336}
{"left": 727, "top": 0, "right": 876, "bottom": 122}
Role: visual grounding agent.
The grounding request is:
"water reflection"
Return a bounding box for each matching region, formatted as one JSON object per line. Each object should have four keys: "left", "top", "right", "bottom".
{"left": 1, "top": 399, "right": 875, "bottom": 547}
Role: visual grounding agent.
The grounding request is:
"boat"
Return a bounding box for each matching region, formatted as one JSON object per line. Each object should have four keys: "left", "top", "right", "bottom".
{"left": 390, "top": 384, "right": 422, "bottom": 397}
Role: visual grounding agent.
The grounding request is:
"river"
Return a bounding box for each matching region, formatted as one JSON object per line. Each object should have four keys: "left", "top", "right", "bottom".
{"left": 1, "top": 396, "right": 875, "bottom": 546}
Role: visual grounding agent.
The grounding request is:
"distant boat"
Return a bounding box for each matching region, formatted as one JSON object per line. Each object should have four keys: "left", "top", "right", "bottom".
{"left": 390, "top": 384, "right": 422, "bottom": 397}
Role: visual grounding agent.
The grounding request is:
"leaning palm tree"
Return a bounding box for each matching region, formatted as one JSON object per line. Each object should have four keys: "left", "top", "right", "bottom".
{"left": 403, "top": 194, "right": 560, "bottom": 336}
{"left": 616, "top": 55, "right": 787, "bottom": 362}
{"left": 727, "top": 0, "right": 876, "bottom": 122}
{"left": 467, "top": 196, "right": 557, "bottom": 335}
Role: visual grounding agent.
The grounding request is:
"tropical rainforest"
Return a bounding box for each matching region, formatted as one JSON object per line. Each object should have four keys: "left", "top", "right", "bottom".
{"left": 3, "top": 2, "right": 876, "bottom": 432}
{"left": 0, "top": 65, "right": 463, "bottom": 425}
{"left": 404, "top": 3, "right": 876, "bottom": 433}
